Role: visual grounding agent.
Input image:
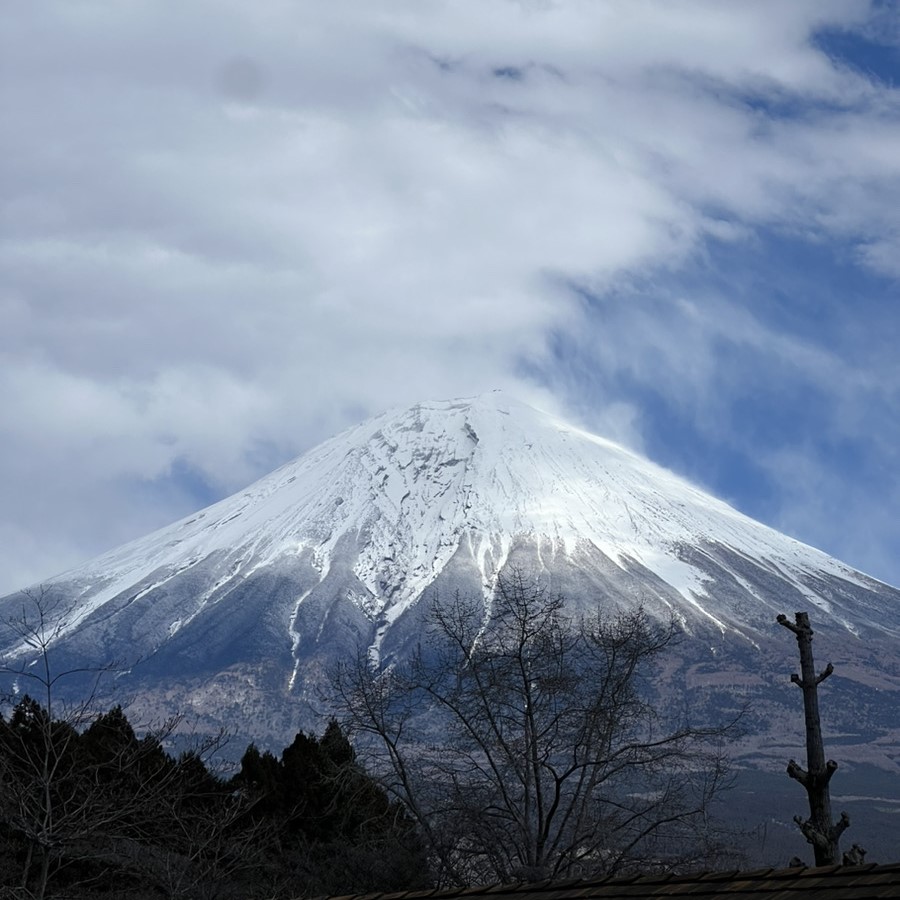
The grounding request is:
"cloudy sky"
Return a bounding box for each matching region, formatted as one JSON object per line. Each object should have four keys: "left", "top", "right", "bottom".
{"left": 2, "top": 0, "right": 899, "bottom": 596}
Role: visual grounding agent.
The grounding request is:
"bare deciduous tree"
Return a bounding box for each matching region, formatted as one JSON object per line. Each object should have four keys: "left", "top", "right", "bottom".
{"left": 0, "top": 588, "right": 126, "bottom": 898}
{"left": 0, "top": 589, "right": 263, "bottom": 900}
{"left": 333, "top": 573, "right": 737, "bottom": 886}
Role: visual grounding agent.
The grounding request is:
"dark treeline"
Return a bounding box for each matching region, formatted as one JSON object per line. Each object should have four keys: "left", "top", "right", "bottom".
{"left": 0, "top": 698, "right": 430, "bottom": 899}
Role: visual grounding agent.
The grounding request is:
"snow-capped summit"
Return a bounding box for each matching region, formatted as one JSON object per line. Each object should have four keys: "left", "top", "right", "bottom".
{"left": 2, "top": 393, "right": 899, "bottom": 758}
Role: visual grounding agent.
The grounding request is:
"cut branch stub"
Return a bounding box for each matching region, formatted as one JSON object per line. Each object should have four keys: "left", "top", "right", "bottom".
{"left": 843, "top": 844, "right": 867, "bottom": 866}
{"left": 777, "top": 613, "right": 802, "bottom": 636}
{"left": 831, "top": 812, "right": 851, "bottom": 842}
{"left": 793, "top": 815, "right": 831, "bottom": 851}
{"left": 786, "top": 759, "right": 809, "bottom": 787}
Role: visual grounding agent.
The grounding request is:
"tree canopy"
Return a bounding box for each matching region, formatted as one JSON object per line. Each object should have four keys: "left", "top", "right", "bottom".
{"left": 333, "top": 573, "right": 737, "bottom": 885}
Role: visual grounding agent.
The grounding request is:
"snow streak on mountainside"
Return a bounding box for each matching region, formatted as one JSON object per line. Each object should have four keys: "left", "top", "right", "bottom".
{"left": 1, "top": 392, "right": 898, "bottom": 761}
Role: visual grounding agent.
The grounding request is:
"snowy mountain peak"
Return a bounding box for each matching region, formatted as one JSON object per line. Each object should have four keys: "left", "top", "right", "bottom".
{"left": 31, "top": 392, "right": 891, "bottom": 650}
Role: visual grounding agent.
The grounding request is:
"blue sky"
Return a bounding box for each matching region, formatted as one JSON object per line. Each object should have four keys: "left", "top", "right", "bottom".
{"left": 1, "top": 0, "right": 899, "bottom": 595}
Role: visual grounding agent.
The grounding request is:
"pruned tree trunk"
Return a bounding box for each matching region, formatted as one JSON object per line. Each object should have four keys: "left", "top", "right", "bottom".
{"left": 777, "top": 612, "right": 852, "bottom": 866}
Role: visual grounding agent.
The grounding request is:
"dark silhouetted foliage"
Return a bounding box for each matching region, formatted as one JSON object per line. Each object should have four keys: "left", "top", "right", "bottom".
{"left": 0, "top": 699, "right": 431, "bottom": 898}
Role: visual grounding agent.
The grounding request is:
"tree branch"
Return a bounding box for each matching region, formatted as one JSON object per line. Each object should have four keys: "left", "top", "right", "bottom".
{"left": 786, "top": 759, "right": 809, "bottom": 787}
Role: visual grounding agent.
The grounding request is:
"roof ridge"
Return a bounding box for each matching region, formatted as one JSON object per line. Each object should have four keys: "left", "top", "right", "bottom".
{"left": 313, "top": 861, "right": 900, "bottom": 900}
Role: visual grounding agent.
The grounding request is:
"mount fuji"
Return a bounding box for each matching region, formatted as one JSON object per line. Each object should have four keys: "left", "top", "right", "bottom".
{"left": 2, "top": 393, "right": 899, "bottom": 786}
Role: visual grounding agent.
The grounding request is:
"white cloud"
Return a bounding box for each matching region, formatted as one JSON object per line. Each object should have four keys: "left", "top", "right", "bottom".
{"left": 1, "top": 0, "right": 899, "bottom": 592}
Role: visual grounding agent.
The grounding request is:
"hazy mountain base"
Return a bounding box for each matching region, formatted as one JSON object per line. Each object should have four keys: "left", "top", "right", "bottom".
{"left": 8, "top": 532, "right": 898, "bottom": 765}
{"left": 722, "top": 766, "right": 900, "bottom": 865}
{"left": 3, "top": 626, "right": 897, "bottom": 872}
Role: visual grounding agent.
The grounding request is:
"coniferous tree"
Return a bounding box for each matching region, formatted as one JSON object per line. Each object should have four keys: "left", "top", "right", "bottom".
{"left": 231, "top": 719, "right": 431, "bottom": 896}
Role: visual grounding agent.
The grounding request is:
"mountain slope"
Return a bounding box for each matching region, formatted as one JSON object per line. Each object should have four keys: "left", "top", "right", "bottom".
{"left": 1, "top": 392, "right": 898, "bottom": 766}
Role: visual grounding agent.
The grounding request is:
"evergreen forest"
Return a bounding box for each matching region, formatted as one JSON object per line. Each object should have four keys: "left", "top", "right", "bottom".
{"left": 0, "top": 699, "right": 428, "bottom": 899}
